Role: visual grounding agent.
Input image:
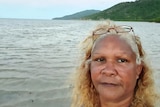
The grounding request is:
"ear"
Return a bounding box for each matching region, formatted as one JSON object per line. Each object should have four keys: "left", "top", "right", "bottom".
{"left": 136, "top": 64, "right": 143, "bottom": 79}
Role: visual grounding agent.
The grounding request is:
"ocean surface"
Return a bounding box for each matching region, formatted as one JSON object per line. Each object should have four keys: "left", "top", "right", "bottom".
{"left": 0, "top": 19, "right": 159, "bottom": 107}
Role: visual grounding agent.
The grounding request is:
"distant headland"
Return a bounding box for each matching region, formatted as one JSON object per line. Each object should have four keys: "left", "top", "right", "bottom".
{"left": 53, "top": 0, "right": 160, "bottom": 22}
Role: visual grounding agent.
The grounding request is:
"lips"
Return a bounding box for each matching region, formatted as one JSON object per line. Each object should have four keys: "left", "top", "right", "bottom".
{"left": 100, "top": 82, "right": 119, "bottom": 87}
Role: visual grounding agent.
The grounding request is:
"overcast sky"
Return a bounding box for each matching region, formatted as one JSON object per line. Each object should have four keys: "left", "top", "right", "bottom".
{"left": 0, "top": 0, "right": 135, "bottom": 19}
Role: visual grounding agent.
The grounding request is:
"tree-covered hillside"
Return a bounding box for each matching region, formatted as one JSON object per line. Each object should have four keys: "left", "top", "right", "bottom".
{"left": 83, "top": 0, "right": 160, "bottom": 22}
{"left": 53, "top": 10, "right": 100, "bottom": 20}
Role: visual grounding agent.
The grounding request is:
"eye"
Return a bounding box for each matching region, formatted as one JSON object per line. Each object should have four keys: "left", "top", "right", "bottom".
{"left": 117, "top": 58, "right": 128, "bottom": 63}
{"left": 95, "top": 57, "right": 105, "bottom": 62}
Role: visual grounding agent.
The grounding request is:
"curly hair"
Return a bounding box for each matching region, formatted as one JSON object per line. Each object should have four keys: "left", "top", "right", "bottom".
{"left": 71, "top": 20, "right": 159, "bottom": 107}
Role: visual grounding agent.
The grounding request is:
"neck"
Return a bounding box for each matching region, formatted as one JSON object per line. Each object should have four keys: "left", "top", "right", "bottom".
{"left": 100, "top": 96, "right": 132, "bottom": 107}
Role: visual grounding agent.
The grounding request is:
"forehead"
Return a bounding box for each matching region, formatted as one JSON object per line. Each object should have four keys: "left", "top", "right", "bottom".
{"left": 92, "top": 35, "right": 135, "bottom": 55}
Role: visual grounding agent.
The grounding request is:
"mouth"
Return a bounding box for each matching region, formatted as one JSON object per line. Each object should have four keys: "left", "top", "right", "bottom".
{"left": 100, "top": 82, "right": 118, "bottom": 87}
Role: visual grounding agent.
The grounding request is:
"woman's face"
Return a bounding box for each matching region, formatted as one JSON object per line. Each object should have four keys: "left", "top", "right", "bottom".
{"left": 90, "top": 35, "right": 142, "bottom": 103}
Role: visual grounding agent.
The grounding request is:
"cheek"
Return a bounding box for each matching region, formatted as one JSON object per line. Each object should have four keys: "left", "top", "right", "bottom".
{"left": 118, "top": 63, "right": 137, "bottom": 76}
{"left": 118, "top": 65, "right": 138, "bottom": 88}
{"left": 90, "top": 63, "right": 100, "bottom": 83}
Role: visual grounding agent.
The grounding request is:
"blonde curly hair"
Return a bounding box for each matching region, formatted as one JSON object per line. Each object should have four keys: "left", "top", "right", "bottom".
{"left": 71, "top": 20, "right": 159, "bottom": 107}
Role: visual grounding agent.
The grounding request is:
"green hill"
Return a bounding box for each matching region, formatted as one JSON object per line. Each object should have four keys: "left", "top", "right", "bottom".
{"left": 83, "top": 0, "right": 160, "bottom": 22}
{"left": 52, "top": 10, "right": 100, "bottom": 20}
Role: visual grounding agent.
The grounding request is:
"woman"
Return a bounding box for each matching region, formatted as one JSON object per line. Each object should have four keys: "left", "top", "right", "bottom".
{"left": 71, "top": 20, "right": 158, "bottom": 107}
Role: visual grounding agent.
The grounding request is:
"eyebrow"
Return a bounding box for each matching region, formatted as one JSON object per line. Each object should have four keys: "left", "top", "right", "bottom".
{"left": 92, "top": 51, "right": 134, "bottom": 57}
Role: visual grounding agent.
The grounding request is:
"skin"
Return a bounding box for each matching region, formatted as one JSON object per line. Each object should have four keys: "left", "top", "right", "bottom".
{"left": 90, "top": 35, "right": 142, "bottom": 107}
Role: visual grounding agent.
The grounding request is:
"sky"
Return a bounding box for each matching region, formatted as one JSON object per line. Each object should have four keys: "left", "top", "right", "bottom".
{"left": 0, "top": 0, "right": 135, "bottom": 19}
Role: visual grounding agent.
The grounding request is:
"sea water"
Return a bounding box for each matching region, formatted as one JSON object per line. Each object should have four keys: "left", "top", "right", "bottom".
{"left": 0, "top": 19, "right": 159, "bottom": 107}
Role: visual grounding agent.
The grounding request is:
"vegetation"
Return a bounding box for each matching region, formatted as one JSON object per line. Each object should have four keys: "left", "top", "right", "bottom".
{"left": 83, "top": 0, "right": 160, "bottom": 22}
{"left": 52, "top": 10, "right": 100, "bottom": 20}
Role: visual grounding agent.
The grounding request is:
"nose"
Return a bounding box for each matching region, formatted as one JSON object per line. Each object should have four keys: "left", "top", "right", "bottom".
{"left": 101, "top": 62, "right": 117, "bottom": 76}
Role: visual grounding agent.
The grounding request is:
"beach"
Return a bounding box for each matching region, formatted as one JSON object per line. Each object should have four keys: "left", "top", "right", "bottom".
{"left": 0, "top": 19, "right": 159, "bottom": 107}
